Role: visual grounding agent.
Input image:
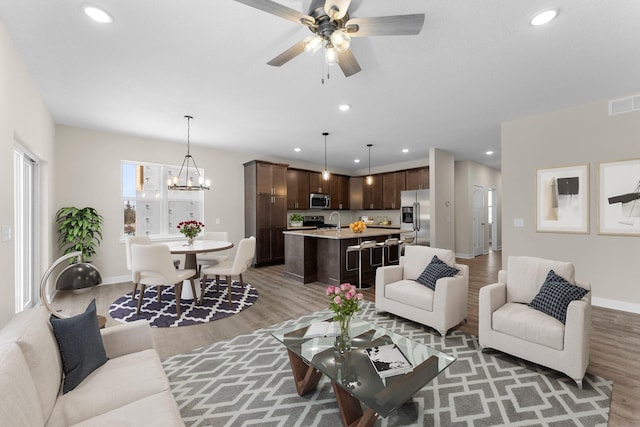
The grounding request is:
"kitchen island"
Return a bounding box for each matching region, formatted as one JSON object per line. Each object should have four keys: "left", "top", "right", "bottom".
{"left": 283, "top": 228, "right": 409, "bottom": 287}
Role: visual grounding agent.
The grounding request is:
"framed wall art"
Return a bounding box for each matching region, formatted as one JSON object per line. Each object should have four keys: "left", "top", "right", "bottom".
{"left": 536, "top": 164, "right": 589, "bottom": 233}
{"left": 598, "top": 158, "right": 640, "bottom": 236}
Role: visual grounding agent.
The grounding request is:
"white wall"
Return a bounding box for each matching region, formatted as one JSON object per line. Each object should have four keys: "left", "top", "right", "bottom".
{"left": 54, "top": 125, "right": 255, "bottom": 282}
{"left": 0, "top": 22, "right": 55, "bottom": 327}
{"left": 502, "top": 95, "right": 640, "bottom": 310}
{"left": 429, "top": 148, "right": 455, "bottom": 250}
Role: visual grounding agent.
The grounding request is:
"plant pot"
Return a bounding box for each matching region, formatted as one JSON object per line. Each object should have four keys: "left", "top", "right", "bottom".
{"left": 290, "top": 221, "right": 303, "bottom": 227}
{"left": 55, "top": 262, "right": 102, "bottom": 291}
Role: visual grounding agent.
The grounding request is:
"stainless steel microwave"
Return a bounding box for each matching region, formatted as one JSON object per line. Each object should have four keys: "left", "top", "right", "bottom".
{"left": 310, "top": 193, "right": 331, "bottom": 209}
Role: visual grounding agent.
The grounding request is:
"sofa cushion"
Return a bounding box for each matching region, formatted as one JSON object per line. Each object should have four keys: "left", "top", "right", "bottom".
{"left": 416, "top": 256, "right": 459, "bottom": 290}
{"left": 0, "top": 306, "right": 62, "bottom": 421}
{"left": 492, "top": 302, "right": 565, "bottom": 350}
{"left": 68, "top": 391, "right": 184, "bottom": 427}
{"left": 50, "top": 300, "right": 108, "bottom": 394}
{"left": 385, "top": 279, "right": 434, "bottom": 312}
{"left": 506, "top": 256, "right": 575, "bottom": 303}
{"left": 47, "top": 349, "right": 170, "bottom": 427}
{"left": 528, "top": 270, "right": 589, "bottom": 324}
{"left": 403, "top": 246, "right": 456, "bottom": 281}
{"left": 0, "top": 342, "right": 44, "bottom": 427}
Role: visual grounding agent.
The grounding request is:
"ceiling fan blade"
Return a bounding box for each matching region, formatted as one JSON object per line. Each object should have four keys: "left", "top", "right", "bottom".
{"left": 324, "top": 0, "right": 352, "bottom": 20}
{"left": 337, "top": 49, "right": 361, "bottom": 77}
{"left": 233, "top": 0, "right": 315, "bottom": 26}
{"left": 267, "top": 40, "right": 306, "bottom": 67}
{"left": 346, "top": 14, "right": 425, "bottom": 37}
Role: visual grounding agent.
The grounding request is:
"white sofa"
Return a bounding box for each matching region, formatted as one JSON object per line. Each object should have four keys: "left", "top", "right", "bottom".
{"left": 478, "top": 256, "right": 591, "bottom": 388}
{"left": 0, "top": 306, "right": 184, "bottom": 426}
{"left": 375, "top": 246, "right": 469, "bottom": 336}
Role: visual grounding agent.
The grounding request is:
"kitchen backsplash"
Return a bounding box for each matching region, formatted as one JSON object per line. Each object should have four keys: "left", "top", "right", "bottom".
{"left": 287, "top": 209, "right": 401, "bottom": 226}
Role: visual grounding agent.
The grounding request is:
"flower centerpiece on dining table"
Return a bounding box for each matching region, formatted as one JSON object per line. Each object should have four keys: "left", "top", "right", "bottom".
{"left": 177, "top": 220, "right": 204, "bottom": 245}
{"left": 326, "top": 283, "right": 364, "bottom": 354}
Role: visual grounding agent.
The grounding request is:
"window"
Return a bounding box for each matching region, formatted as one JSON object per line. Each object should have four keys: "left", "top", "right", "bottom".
{"left": 121, "top": 161, "right": 204, "bottom": 238}
{"left": 14, "top": 146, "right": 39, "bottom": 312}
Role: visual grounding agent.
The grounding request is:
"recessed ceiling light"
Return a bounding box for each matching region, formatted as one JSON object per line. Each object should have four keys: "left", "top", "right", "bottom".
{"left": 486, "top": 150, "right": 494, "bottom": 155}
{"left": 402, "top": 148, "right": 409, "bottom": 153}
{"left": 354, "top": 159, "right": 360, "bottom": 163}
{"left": 338, "top": 104, "right": 351, "bottom": 112}
{"left": 84, "top": 5, "right": 113, "bottom": 23}
{"left": 294, "top": 147, "right": 301, "bottom": 152}
{"left": 530, "top": 9, "right": 557, "bottom": 26}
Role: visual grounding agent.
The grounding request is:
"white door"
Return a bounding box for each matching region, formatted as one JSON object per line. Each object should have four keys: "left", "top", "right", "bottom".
{"left": 473, "top": 185, "right": 485, "bottom": 257}
{"left": 14, "top": 147, "right": 39, "bottom": 312}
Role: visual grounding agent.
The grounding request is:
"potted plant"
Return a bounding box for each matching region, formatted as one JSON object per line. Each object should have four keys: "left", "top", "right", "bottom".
{"left": 54, "top": 207, "right": 104, "bottom": 290}
{"left": 289, "top": 213, "right": 304, "bottom": 227}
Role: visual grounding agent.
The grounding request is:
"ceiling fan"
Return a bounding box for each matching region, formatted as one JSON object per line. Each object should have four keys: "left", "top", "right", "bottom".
{"left": 233, "top": 0, "right": 426, "bottom": 77}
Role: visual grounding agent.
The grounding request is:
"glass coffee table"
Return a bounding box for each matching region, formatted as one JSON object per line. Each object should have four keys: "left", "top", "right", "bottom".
{"left": 272, "top": 316, "right": 456, "bottom": 426}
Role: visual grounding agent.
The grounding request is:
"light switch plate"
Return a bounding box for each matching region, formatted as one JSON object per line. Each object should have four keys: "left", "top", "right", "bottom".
{"left": 1, "top": 225, "right": 11, "bottom": 241}
{"left": 513, "top": 218, "right": 524, "bottom": 227}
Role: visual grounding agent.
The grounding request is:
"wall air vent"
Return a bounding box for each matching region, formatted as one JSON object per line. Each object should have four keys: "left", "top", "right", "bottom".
{"left": 609, "top": 94, "right": 640, "bottom": 116}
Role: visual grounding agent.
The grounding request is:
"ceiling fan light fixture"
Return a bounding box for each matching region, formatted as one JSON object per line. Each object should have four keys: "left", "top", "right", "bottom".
{"left": 330, "top": 30, "right": 351, "bottom": 52}
{"left": 303, "top": 35, "right": 323, "bottom": 53}
{"left": 325, "top": 44, "right": 339, "bottom": 66}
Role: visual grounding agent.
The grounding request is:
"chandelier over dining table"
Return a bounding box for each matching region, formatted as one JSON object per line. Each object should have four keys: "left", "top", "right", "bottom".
{"left": 167, "top": 115, "right": 210, "bottom": 191}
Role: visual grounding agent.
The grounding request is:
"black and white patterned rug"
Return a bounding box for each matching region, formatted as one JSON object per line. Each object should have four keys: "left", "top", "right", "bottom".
{"left": 108, "top": 279, "right": 258, "bottom": 328}
{"left": 162, "top": 302, "right": 611, "bottom": 426}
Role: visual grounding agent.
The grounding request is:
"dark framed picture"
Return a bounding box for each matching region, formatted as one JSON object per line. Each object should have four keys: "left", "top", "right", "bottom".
{"left": 598, "top": 159, "right": 640, "bottom": 236}
{"left": 536, "top": 164, "right": 589, "bottom": 234}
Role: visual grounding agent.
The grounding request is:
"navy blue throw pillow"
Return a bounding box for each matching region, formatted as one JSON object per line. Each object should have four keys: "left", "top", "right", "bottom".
{"left": 416, "top": 256, "right": 460, "bottom": 290}
{"left": 528, "top": 270, "right": 589, "bottom": 324}
{"left": 50, "top": 299, "right": 108, "bottom": 393}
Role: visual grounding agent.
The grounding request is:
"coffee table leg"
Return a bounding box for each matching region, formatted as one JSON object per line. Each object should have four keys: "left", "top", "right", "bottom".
{"left": 332, "top": 382, "right": 378, "bottom": 427}
{"left": 287, "top": 349, "right": 322, "bottom": 396}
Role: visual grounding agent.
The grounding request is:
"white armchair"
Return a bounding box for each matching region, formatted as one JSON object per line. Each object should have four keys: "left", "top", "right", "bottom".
{"left": 479, "top": 256, "right": 591, "bottom": 388}
{"left": 375, "top": 246, "right": 469, "bottom": 336}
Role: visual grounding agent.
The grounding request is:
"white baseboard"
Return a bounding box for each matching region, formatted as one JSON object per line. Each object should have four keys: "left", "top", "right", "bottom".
{"left": 592, "top": 297, "right": 640, "bottom": 315}
{"left": 100, "top": 275, "right": 130, "bottom": 285}
{"left": 455, "top": 253, "right": 475, "bottom": 260}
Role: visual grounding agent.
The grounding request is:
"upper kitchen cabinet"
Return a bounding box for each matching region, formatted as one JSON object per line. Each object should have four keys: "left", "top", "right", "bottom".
{"left": 405, "top": 167, "right": 429, "bottom": 190}
{"left": 329, "top": 174, "right": 350, "bottom": 210}
{"left": 362, "top": 174, "right": 383, "bottom": 210}
{"left": 382, "top": 171, "right": 406, "bottom": 209}
{"left": 287, "top": 168, "right": 310, "bottom": 210}
{"left": 309, "top": 172, "right": 329, "bottom": 194}
{"left": 256, "top": 161, "right": 287, "bottom": 195}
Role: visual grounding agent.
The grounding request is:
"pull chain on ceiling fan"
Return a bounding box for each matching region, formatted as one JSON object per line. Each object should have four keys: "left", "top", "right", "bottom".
{"left": 233, "top": 0, "right": 426, "bottom": 78}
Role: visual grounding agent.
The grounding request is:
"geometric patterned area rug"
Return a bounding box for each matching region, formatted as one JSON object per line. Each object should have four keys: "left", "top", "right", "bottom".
{"left": 108, "top": 279, "right": 258, "bottom": 328}
{"left": 162, "top": 301, "right": 612, "bottom": 426}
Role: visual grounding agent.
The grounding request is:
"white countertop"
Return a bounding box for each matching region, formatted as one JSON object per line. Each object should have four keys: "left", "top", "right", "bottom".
{"left": 282, "top": 227, "right": 410, "bottom": 240}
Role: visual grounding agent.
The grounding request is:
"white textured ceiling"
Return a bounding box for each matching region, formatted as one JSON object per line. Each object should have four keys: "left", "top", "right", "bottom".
{"left": 1, "top": 0, "right": 639, "bottom": 172}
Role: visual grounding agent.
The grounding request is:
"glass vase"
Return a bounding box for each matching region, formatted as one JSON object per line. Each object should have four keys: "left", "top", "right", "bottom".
{"left": 187, "top": 237, "right": 195, "bottom": 246}
{"left": 335, "top": 315, "right": 352, "bottom": 355}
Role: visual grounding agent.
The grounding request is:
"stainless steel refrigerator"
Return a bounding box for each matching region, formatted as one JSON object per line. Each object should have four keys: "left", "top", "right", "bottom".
{"left": 400, "top": 190, "right": 430, "bottom": 246}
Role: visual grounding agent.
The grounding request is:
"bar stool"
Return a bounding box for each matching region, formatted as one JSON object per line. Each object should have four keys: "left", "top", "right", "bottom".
{"left": 346, "top": 240, "right": 377, "bottom": 289}
{"left": 399, "top": 236, "right": 415, "bottom": 256}
{"left": 376, "top": 237, "right": 400, "bottom": 266}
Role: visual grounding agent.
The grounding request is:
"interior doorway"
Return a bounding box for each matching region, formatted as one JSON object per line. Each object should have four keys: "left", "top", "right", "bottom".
{"left": 488, "top": 187, "right": 497, "bottom": 250}
{"left": 473, "top": 184, "right": 485, "bottom": 257}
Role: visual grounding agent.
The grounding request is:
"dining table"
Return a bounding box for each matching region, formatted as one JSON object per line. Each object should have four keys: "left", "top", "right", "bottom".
{"left": 166, "top": 239, "right": 233, "bottom": 300}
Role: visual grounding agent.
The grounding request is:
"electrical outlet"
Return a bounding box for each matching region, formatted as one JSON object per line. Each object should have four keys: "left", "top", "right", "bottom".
{"left": 215, "top": 218, "right": 221, "bottom": 225}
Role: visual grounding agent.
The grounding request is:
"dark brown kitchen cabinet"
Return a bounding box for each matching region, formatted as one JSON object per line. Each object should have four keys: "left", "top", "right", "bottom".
{"left": 244, "top": 160, "right": 288, "bottom": 266}
{"left": 405, "top": 167, "right": 429, "bottom": 190}
{"left": 362, "top": 174, "right": 383, "bottom": 210}
{"left": 287, "top": 169, "right": 310, "bottom": 210}
{"left": 382, "top": 171, "right": 406, "bottom": 209}
{"left": 309, "top": 172, "right": 328, "bottom": 194}
{"left": 329, "top": 174, "right": 350, "bottom": 210}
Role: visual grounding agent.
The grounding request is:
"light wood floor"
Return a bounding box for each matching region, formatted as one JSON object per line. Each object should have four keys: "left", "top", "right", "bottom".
{"left": 58, "top": 251, "right": 640, "bottom": 426}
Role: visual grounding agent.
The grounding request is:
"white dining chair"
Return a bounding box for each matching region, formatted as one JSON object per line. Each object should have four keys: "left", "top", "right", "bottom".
{"left": 200, "top": 236, "right": 256, "bottom": 306}
{"left": 197, "top": 231, "right": 230, "bottom": 273}
{"left": 131, "top": 243, "right": 197, "bottom": 318}
{"left": 126, "top": 235, "right": 179, "bottom": 300}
